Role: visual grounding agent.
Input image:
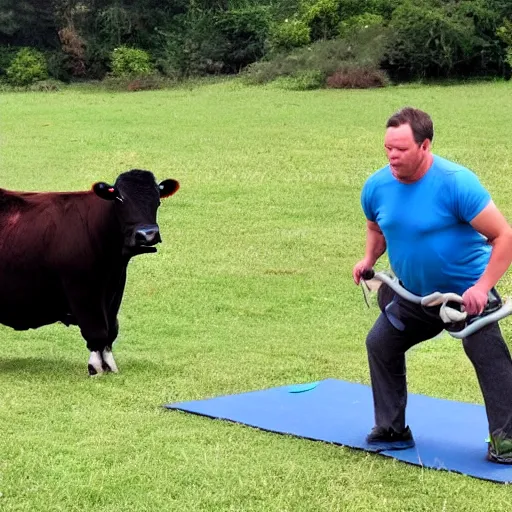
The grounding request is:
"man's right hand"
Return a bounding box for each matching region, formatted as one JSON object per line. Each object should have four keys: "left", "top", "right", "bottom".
{"left": 352, "top": 259, "right": 374, "bottom": 285}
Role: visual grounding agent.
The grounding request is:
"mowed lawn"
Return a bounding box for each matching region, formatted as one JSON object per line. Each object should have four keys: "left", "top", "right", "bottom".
{"left": 1, "top": 80, "right": 512, "bottom": 511}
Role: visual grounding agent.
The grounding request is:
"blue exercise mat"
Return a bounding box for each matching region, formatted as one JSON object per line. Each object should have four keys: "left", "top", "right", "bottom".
{"left": 165, "top": 378, "right": 512, "bottom": 483}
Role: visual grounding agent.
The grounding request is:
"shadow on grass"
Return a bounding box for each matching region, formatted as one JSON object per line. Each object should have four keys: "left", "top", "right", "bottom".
{"left": 0, "top": 356, "right": 162, "bottom": 373}
{"left": 0, "top": 356, "right": 82, "bottom": 375}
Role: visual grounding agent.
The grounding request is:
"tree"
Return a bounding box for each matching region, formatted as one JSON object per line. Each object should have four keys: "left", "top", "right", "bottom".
{"left": 384, "top": 1, "right": 479, "bottom": 79}
{"left": 0, "top": 0, "right": 58, "bottom": 48}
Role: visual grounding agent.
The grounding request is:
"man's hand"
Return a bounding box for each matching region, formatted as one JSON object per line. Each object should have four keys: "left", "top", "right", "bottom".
{"left": 462, "top": 285, "right": 489, "bottom": 316}
{"left": 352, "top": 259, "right": 374, "bottom": 285}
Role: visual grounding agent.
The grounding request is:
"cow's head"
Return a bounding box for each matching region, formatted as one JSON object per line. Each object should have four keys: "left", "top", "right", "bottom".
{"left": 93, "top": 169, "right": 179, "bottom": 256}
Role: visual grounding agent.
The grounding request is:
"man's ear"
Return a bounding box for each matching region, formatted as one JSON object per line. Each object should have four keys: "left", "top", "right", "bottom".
{"left": 158, "top": 179, "right": 180, "bottom": 198}
{"left": 93, "top": 182, "right": 118, "bottom": 201}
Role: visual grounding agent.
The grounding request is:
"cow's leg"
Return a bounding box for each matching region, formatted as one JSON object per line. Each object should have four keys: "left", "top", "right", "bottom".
{"left": 65, "top": 270, "right": 126, "bottom": 376}
{"left": 100, "top": 268, "right": 126, "bottom": 374}
{"left": 87, "top": 296, "right": 122, "bottom": 374}
{"left": 84, "top": 327, "right": 113, "bottom": 376}
{"left": 88, "top": 350, "right": 105, "bottom": 375}
{"left": 101, "top": 318, "right": 119, "bottom": 373}
{"left": 101, "top": 346, "right": 118, "bottom": 373}
{"left": 64, "top": 288, "right": 111, "bottom": 375}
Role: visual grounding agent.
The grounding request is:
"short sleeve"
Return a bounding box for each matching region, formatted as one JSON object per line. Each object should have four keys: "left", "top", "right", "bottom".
{"left": 361, "top": 179, "right": 376, "bottom": 222}
{"left": 453, "top": 170, "right": 491, "bottom": 222}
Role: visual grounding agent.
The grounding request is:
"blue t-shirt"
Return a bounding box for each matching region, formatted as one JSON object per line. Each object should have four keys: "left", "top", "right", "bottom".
{"left": 361, "top": 155, "right": 491, "bottom": 296}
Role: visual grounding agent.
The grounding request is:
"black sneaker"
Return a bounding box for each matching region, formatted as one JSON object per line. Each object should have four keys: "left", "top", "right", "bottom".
{"left": 366, "top": 425, "right": 415, "bottom": 451}
{"left": 487, "top": 434, "right": 512, "bottom": 464}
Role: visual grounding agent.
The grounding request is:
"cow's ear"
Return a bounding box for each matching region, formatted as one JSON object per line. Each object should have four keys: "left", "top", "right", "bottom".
{"left": 158, "top": 179, "right": 180, "bottom": 198}
{"left": 93, "top": 182, "right": 118, "bottom": 201}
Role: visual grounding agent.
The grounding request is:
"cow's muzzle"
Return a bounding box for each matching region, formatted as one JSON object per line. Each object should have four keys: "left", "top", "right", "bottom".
{"left": 130, "top": 224, "right": 161, "bottom": 254}
{"left": 135, "top": 225, "right": 161, "bottom": 245}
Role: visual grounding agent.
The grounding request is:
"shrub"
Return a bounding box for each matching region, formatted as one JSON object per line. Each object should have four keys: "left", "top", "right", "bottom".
{"left": 244, "top": 25, "right": 389, "bottom": 85}
{"left": 101, "top": 74, "right": 173, "bottom": 92}
{"left": 152, "top": 7, "right": 226, "bottom": 79}
{"left": 6, "top": 48, "right": 48, "bottom": 86}
{"left": 268, "top": 18, "right": 311, "bottom": 54}
{"left": 213, "top": 6, "right": 271, "bottom": 73}
{"left": 365, "top": 0, "right": 401, "bottom": 20}
{"left": 126, "top": 74, "right": 166, "bottom": 92}
{"left": 46, "top": 51, "right": 71, "bottom": 82}
{"left": 326, "top": 66, "right": 389, "bottom": 88}
{"left": 338, "top": 13, "right": 384, "bottom": 38}
{"left": 0, "top": 46, "right": 17, "bottom": 76}
{"left": 58, "top": 26, "right": 86, "bottom": 77}
{"left": 110, "top": 46, "right": 154, "bottom": 78}
{"left": 384, "top": 3, "right": 477, "bottom": 79}
{"left": 28, "top": 79, "right": 62, "bottom": 92}
{"left": 497, "top": 18, "right": 512, "bottom": 67}
{"left": 302, "top": 0, "right": 341, "bottom": 41}
{"left": 274, "top": 69, "right": 326, "bottom": 90}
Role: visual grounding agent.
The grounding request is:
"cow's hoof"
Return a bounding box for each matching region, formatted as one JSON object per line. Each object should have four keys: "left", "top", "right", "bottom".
{"left": 88, "top": 364, "right": 102, "bottom": 376}
{"left": 88, "top": 351, "right": 104, "bottom": 376}
{"left": 102, "top": 348, "right": 119, "bottom": 373}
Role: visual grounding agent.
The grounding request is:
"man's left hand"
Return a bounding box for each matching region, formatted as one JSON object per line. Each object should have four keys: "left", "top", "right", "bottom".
{"left": 462, "top": 285, "right": 489, "bottom": 316}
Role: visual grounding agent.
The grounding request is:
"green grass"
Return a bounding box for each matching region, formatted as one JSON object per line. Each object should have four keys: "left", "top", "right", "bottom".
{"left": 1, "top": 79, "right": 512, "bottom": 511}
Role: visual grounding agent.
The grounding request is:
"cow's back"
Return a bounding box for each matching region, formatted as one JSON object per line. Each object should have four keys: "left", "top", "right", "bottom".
{"left": 0, "top": 189, "right": 119, "bottom": 330}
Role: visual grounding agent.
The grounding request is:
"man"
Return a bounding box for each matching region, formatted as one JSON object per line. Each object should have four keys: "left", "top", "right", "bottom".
{"left": 352, "top": 107, "right": 512, "bottom": 464}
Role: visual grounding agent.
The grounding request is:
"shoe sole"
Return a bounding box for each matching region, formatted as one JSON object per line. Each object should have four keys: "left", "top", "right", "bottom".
{"left": 487, "top": 453, "right": 512, "bottom": 465}
{"left": 366, "top": 440, "right": 415, "bottom": 452}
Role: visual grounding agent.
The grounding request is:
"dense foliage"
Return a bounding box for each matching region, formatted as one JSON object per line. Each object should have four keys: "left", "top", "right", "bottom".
{"left": 0, "top": 0, "right": 510, "bottom": 85}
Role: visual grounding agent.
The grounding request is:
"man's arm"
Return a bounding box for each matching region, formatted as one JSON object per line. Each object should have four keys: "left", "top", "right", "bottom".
{"left": 353, "top": 220, "right": 387, "bottom": 284}
{"left": 463, "top": 201, "right": 512, "bottom": 314}
{"left": 364, "top": 220, "right": 387, "bottom": 265}
{"left": 470, "top": 201, "right": 512, "bottom": 291}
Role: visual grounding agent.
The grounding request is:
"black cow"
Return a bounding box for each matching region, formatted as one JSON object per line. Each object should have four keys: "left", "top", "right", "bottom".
{"left": 0, "top": 169, "right": 179, "bottom": 375}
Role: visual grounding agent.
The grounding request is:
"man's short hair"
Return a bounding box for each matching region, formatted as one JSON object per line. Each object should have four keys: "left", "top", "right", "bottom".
{"left": 386, "top": 107, "right": 434, "bottom": 145}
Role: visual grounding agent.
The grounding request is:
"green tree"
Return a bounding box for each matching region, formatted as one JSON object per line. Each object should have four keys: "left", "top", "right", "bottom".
{"left": 497, "top": 18, "right": 512, "bottom": 67}
{"left": 0, "top": 0, "right": 58, "bottom": 48}
{"left": 385, "top": 1, "right": 477, "bottom": 78}
{"left": 214, "top": 6, "right": 271, "bottom": 72}
{"left": 302, "top": 0, "right": 340, "bottom": 40}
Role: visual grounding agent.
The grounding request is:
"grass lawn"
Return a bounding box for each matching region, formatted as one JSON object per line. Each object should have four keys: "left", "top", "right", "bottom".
{"left": 1, "top": 79, "right": 512, "bottom": 511}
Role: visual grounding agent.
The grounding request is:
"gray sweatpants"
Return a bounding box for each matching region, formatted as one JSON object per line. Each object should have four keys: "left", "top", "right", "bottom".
{"left": 366, "top": 293, "right": 512, "bottom": 439}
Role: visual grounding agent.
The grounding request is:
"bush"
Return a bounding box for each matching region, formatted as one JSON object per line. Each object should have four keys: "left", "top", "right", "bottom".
{"left": 46, "top": 51, "right": 71, "bottom": 82}
{"left": 338, "top": 13, "right": 384, "bottom": 38}
{"left": 28, "top": 79, "right": 63, "bottom": 92}
{"left": 152, "top": 6, "right": 269, "bottom": 78}
{"left": 497, "top": 18, "right": 512, "bottom": 67}
{"left": 506, "top": 50, "right": 512, "bottom": 68}
{"left": 326, "top": 66, "right": 389, "bottom": 88}
{"left": 6, "top": 48, "right": 48, "bottom": 86}
{"left": 302, "top": 0, "right": 341, "bottom": 41}
{"left": 110, "top": 46, "right": 154, "bottom": 78}
{"left": 274, "top": 69, "right": 325, "bottom": 90}
{"left": 58, "top": 27, "right": 86, "bottom": 78}
{"left": 244, "top": 25, "right": 389, "bottom": 85}
{"left": 126, "top": 75, "right": 167, "bottom": 92}
{"left": 384, "top": 3, "right": 477, "bottom": 79}
{"left": 213, "top": 6, "right": 271, "bottom": 73}
{"left": 101, "top": 73, "right": 174, "bottom": 92}
{"left": 268, "top": 18, "right": 311, "bottom": 54}
{"left": 152, "top": 7, "right": 225, "bottom": 79}
{"left": 365, "top": 0, "right": 401, "bottom": 20}
{"left": 0, "top": 46, "right": 17, "bottom": 76}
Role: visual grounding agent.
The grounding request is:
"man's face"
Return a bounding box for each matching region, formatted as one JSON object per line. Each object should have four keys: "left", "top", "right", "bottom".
{"left": 384, "top": 123, "right": 430, "bottom": 180}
